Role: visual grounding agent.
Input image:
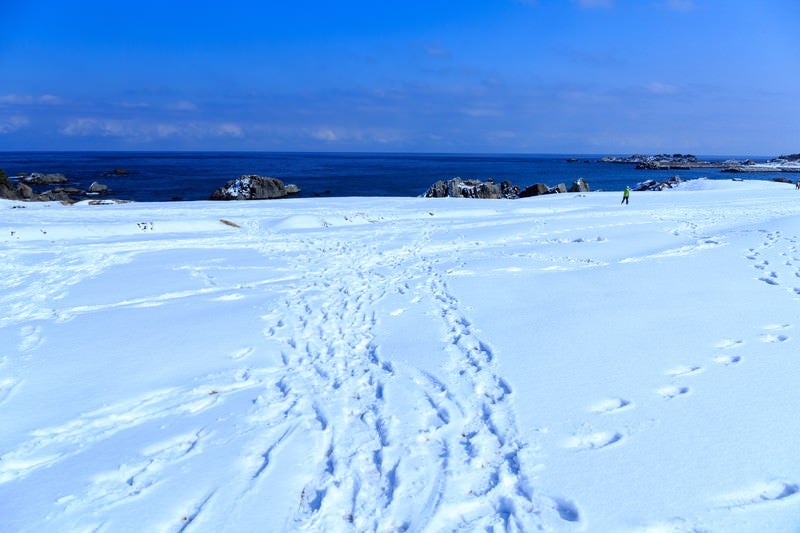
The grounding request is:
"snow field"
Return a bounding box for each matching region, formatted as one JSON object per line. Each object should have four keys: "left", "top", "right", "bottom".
{"left": 1, "top": 179, "right": 799, "bottom": 531}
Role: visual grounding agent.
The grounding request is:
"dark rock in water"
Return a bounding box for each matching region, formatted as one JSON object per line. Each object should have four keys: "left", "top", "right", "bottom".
{"left": 88, "top": 181, "right": 109, "bottom": 193}
{"left": 424, "top": 177, "right": 518, "bottom": 199}
{"left": 105, "top": 168, "right": 129, "bottom": 176}
{"left": 569, "top": 178, "right": 590, "bottom": 193}
{"left": 773, "top": 177, "right": 794, "bottom": 184}
{"left": 22, "top": 172, "right": 68, "bottom": 185}
{"left": 210, "top": 175, "right": 300, "bottom": 200}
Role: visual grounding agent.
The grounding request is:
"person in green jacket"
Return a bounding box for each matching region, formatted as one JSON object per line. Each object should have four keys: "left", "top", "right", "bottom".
{"left": 621, "top": 186, "right": 630, "bottom": 205}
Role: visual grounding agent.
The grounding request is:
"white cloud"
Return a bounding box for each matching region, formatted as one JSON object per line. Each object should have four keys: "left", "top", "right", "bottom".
{"left": 217, "top": 123, "right": 243, "bottom": 137}
{"left": 646, "top": 81, "right": 680, "bottom": 95}
{"left": 61, "top": 118, "right": 127, "bottom": 137}
{"left": 38, "top": 94, "right": 62, "bottom": 105}
{"left": 0, "top": 115, "right": 30, "bottom": 134}
{"left": 0, "top": 94, "right": 62, "bottom": 105}
{"left": 156, "top": 124, "right": 180, "bottom": 138}
{"left": 312, "top": 128, "right": 339, "bottom": 141}
{"left": 61, "top": 118, "right": 244, "bottom": 142}
{"left": 117, "top": 101, "right": 152, "bottom": 109}
{"left": 165, "top": 100, "right": 198, "bottom": 111}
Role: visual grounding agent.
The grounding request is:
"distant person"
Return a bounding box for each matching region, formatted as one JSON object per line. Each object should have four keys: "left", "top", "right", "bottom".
{"left": 796, "top": 180, "right": 800, "bottom": 190}
{"left": 621, "top": 186, "right": 630, "bottom": 204}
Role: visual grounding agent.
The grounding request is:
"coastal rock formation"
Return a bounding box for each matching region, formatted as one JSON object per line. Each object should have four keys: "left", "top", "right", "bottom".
{"left": 22, "top": 172, "right": 69, "bottom": 185}
{"left": 519, "top": 180, "right": 585, "bottom": 197}
{"left": 104, "top": 168, "right": 129, "bottom": 176}
{"left": 569, "top": 178, "right": 590, "bottom": 193}
{"left": 210, "top": 175, "right": 301, "bottom": 200}
{"left": 721, "top": 155, "right": 800, "bottom": 173}
{"left": 88, "top": 182, "right": 109, "bottom": 193}
{"left": 424, "top": 178, "right": 520, "bottom": 199}
{"left": 1, "top": 168, "right": 75, "bottom": 202}
{"left": 602, "top": 153, "right": 800, "bottom": 173}
{"left": 424, "top": 177, "right": 590, "bottom": 200}
{"left": 635, "top": 175, "right": 682, "bottom": 191}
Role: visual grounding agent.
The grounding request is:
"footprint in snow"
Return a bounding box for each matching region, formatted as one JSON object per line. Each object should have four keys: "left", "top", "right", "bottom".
{"left": 713, "top": 354, "right": 742, "bottom": 366}
{"left": 18, "top": 325, "right": 43, "bottom": 353}
{"left": 714, "top": 339, "right": 744, "bottom": 350}
{"left": 716, "top": 480, "right": 799, "bottom": 509}
{"left": 665, "top": 365, "right": 704, "bottom": 378}
{"left": 0, "top": 378, "right": 20, "bottom": 404}
{"left": 588, "top": 397, "right": 632, "bottom": 415}
{"left": 759, "top": 275, "right": 780, "bottom": 286}
{"left": 763, "top": 323, "right": 792, "bottom": 331}
{"left": 656, "top": 385, "right": 690, "bottom": 400}
{"left": 760, "top": 333, "right": 790, "bottom": 343}
{"left": 231, "top": 346, "right": 255, "bottom": 360}
{"left": 564, "top": 431, "right": 623, "bottom": 451}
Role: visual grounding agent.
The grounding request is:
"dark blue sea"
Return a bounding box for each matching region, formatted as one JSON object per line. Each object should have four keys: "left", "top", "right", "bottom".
{"left": 0, "top": 152, "right": 783, "bottom": 202}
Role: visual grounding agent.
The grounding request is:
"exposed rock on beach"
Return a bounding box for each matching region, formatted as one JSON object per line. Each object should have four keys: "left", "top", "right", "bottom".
{"left": 424, "top": 178, "right": 520, "bottom": 199}
{"left": 210, "top": 175, "right": 301, "bottom": 200}
{"left": 424, "top": 177, "right": 590, "bottom": 199}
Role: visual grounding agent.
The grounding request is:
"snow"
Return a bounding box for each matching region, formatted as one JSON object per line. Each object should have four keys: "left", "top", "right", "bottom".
{"left": 1, "top": 179, "right": 800, "bottom": 532}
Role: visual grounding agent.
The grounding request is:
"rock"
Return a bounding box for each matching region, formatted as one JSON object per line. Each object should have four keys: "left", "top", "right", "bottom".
{"left": 424, "top": 178, "right": 518, "bottom": 199}
{"left": 36, "top": 190, "right": 73, "bottom": 202}
{"left": 108, "top": 168, "right": 129, "bottom": 175}
{"left": 22, "top": 172, "right": 68, "bottom": 185}
{"left": 569, "top": 178, "right": 590, "bottom": 193}
{"left": 285, "top": 183, "right": 301, "bottom": 195}
{"left": 635, "top": 175, "right": 682, "bottom": 191}
{"left": 16, "top": 182, "right": 34, "bottom": 199}
{"left": 635, "top": 179, "right": 657, "bottom": 191}
{"left": 210, "top": 175, "right": 292, "bottom": 200}
{"left": 519, "top": 182, "right": 568, "bottom": 197}
{"left": 519, "top": 183, "right": 549, "bottom": 198}
{"left": 88, "top": 182, "right": 109, "bottom": 193}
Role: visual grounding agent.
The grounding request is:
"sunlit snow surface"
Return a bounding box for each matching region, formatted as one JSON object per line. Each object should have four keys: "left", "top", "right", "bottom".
{"left": 2, "top": 179, "right": 800, "bottom": 532}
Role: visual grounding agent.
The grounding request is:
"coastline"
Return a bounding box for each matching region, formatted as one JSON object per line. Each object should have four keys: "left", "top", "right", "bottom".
{"left": 2, "top": 151, "right": 798, "bottom": 204}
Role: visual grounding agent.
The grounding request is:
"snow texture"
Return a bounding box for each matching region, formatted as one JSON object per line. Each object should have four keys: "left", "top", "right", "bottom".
{"left": 1, "top": 179, "right": 800, "bottom": 532}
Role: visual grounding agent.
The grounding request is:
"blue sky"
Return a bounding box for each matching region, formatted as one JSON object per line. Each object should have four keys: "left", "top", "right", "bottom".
{"left": 1, "top": 0, "right": 798, "bottom": 154}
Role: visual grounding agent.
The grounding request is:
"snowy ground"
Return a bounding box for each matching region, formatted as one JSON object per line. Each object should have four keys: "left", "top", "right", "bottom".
{"left": 1, "top": 179, "right": 799, "bottom": 532}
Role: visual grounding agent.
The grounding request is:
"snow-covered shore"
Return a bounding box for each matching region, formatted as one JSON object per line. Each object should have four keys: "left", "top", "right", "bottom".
{"left": 1, "top": 179, "right": 799, "bottom": 532}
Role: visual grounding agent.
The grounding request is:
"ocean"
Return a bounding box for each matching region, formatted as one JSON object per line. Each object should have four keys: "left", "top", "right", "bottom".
{"left": 0, "top": 151, "right": 783, "bottom": 202}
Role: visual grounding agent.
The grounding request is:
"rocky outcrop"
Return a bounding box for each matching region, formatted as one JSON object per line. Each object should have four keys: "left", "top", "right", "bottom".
{"left": 1, "top": 182, "right": 73, "bottom": 202}
{"left": 21, "top": 172, "right": 68, "bottom": 185}
{"left": 210, "top": 175, "right": 301, "bottom": 200}
{"left": 518, "top": 183, "right": 549, "bottom": 197}
{"left": 519, "top": 180, "right": 582, "bottom": 197}
{"left": 569, "top": 178, "right": 590, "bottom": 193}
{"left": 424, "top": 178, "right": 520, "bottom": 199}
{"left": 635, "top": 175, "right": 682, "bottom": 191}
{"left": 425, "top": 177, "right": 590, "bottom": 200}
{"left": 88, "top": 182, "right": 109, "bottom": 193}
{"left": 721, "top": 156, "right": 800, "bottom": 173}
{"left": 104, "top": 168, "right": 129, "bottom": 176}
{"left": 601, "top": 154, "right": 730, "bottom": 170}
